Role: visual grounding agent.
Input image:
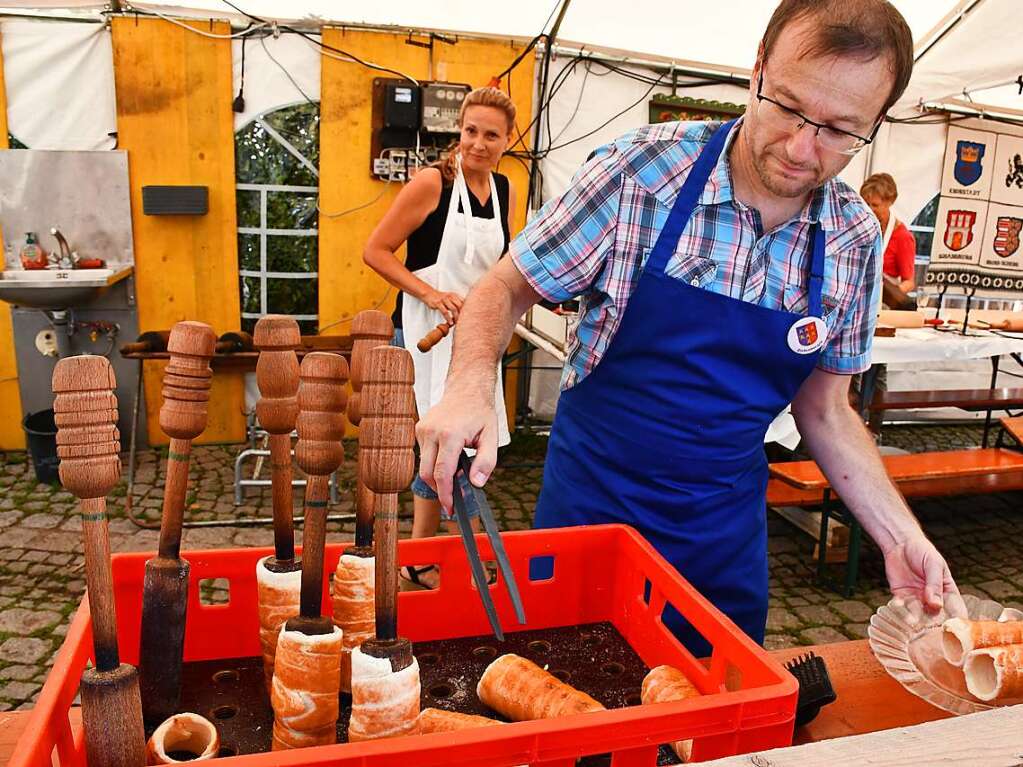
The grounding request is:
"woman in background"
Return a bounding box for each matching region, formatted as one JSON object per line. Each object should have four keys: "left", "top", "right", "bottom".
{"left": 860, "top": 172, "right": 917, "bottom": 294}
{"left": 363, "top": 87, "right": 516, "bottom": 588}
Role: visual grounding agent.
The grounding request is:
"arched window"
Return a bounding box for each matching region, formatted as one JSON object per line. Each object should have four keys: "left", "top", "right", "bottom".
{"left": 235, "top": 102, "right": 319, "bottom": 334}
{"left": 909, "top": 194, "right": 939, "bottom": 260}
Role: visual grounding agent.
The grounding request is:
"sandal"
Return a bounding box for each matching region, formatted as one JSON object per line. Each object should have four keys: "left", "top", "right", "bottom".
{"left": 399, "top": 564, "right": 440, "bottom": 591}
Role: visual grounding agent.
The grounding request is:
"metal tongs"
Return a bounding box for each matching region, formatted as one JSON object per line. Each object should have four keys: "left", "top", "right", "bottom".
{"left": 451, "top": 450, "right": 526, "bottom": 640}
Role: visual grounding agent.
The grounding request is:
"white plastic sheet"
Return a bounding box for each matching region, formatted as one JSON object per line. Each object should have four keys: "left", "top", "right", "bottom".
{"left": 0, "top": 19, "right": 116, "bottom": 150}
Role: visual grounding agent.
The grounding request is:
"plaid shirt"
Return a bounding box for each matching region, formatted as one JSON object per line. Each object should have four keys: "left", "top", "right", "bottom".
{"left": 511, "top": 120, "right": 882, "bottom": 389}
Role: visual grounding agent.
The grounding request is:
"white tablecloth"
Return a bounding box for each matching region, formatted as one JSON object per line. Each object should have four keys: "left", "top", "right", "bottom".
{"left": 870, "top": 328, "right": 1023, "bottom": 365}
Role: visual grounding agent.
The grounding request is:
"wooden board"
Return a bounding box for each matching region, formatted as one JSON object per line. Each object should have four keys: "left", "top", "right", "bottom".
{"left": 111, "top": 17, "right": 244, "bottom": 445}
{"left": 770, "top": 448, "right": 1023, "bottom": 490}
{"left": 1002, "top": 416, "right": 1023, "bottom": 445}
{"left": 699, "top": 704, "right": 1020, "bottom": 766}
{"left": 0, "top": 29, "right": 25, "bottom": 451}
{"left": 869, "top": 386, "right": 1023, "bottom": 411}
{"left": 769, "top": 640, "right": 952, "bottom": 745}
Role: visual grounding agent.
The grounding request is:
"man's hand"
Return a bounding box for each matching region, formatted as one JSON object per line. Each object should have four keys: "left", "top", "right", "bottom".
{"left": 416, "top": 384, "right": 499, "bottom": 512}
{"left": 882, "top": 530, "right": 964, "bottom": 615}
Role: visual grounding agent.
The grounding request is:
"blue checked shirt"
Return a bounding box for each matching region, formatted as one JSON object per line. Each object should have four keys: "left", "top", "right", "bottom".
{"left": 511, "top": 120, "right": 883, "bottom": 389}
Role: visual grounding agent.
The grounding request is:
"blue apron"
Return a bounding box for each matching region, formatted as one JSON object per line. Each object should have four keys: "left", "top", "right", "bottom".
{"left": 533, "top": 120, "right": 826, "bottom": 655}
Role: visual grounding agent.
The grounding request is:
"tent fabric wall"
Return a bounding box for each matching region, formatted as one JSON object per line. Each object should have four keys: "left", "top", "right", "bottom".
{"left": 0, "top": 28, "right": 24, "bottom": 450}
{"left": 112, "top": 16, "right": 245, "bottom": 444}
{"left": 0, "top": 19, "right": 115, "bottom": 149}
{"left": 231, "top": 33, "right": 320, "bottom": 132}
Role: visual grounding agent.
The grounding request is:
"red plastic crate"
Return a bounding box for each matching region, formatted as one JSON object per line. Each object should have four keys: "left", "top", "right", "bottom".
{"left": 14, "top": 524, "right": 796, "bottom": 766}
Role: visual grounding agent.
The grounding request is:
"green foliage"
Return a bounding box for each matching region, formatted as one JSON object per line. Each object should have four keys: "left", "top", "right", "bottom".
{"left": 235, "top": 103, "right": 320, "bottom": 331}
{"left": 7, "top": 134, "right": 27, "bottom": 149}
{"left": 911, "top": 194, "right": 939, "bottom": 259}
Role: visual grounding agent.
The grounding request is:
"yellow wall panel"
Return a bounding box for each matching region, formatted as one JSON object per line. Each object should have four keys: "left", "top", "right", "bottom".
{"left": 319, "top": 30, "right": 535, "bottom": 430}
{"left": 0, "top": 27, "right": 25, "bottom": 450}
{"left": 112, "top": 17, "right": 244, "bottom": 444}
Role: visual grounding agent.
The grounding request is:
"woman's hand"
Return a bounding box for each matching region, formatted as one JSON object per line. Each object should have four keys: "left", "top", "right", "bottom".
{"left": 421, "top": 288, "right": 464, "bottom": 324}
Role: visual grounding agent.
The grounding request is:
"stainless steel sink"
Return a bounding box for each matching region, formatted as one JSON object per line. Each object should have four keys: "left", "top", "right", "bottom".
{"left": 0, "top": 266, "right": 133, "bottom": 309}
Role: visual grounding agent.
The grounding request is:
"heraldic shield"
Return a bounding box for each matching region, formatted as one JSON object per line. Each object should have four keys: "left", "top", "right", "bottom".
{"left": 796, "top": 322, "right": 818, "bottom": 347}
{"left": 994, "top": 217, "right": 1023, "bottom": 257}
{"left": 945, "top": 210, "right": 977, "bottom": 251}
{"left": 954, "top": 140, "right": 986, "bottom": 186}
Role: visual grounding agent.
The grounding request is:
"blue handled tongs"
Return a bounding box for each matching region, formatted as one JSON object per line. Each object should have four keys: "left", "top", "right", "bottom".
{"left": 451, "top": 450, "right": 527, "bottom": 640}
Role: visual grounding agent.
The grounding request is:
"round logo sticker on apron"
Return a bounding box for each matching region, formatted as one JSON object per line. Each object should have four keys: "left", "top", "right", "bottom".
{"left": 787, "top": 316, "right": 828, "bottom": 354}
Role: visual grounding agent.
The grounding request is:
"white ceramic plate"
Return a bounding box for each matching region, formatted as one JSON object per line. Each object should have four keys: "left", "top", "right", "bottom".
{"left": 868, "top": 594, "right": 1023, "bottom": 716}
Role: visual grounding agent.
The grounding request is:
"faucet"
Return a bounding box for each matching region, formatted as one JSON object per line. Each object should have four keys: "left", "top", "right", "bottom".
{"left": 49, "top": 228, "right": 78, "bottom": 270}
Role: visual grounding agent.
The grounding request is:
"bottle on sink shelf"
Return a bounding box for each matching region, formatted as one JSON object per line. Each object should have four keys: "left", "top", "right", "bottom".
{"left": 19, "top": 233, "right": 48, "bottom": 270}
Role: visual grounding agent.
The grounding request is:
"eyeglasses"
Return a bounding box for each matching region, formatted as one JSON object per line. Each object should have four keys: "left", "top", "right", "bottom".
{"left": 755, "top": 65, "right": 879, "bottom": 156}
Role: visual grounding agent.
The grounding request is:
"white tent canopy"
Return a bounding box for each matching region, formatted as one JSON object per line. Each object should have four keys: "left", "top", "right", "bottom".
{"left": 2, "top": 0, "right": 1021, "bottom": 220}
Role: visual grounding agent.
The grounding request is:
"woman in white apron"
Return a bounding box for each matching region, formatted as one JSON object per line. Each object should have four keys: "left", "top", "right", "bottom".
{"left": 363, "top": 87, "right": 516, "bottom": 586}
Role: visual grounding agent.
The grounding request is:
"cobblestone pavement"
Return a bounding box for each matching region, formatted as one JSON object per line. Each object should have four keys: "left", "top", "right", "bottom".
{"left": 0, "top": 423, "right": 1019, "bottom": 710}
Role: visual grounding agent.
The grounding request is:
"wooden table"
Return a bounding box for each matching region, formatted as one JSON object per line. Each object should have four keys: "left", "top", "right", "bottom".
{"left": 0, "top": 639, "right": 953, "bottom": 765}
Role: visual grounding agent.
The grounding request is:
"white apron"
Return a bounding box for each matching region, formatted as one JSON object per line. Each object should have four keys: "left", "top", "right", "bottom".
{"left": 402, "top": 163, "right": 511, "bottom": 447}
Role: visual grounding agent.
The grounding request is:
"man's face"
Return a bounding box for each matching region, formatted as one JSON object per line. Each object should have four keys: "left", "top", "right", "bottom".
{"left": 743, "top": 18, "right": 894, "bottom": 199}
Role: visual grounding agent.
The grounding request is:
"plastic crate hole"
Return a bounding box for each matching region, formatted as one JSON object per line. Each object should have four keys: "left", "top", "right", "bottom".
{"left": 661, "top": 601, "right": 714, "bottom": 659}
{"left": 212, "top": 669, "right": 239, "bottom": 684}
{"left": 427, "top": 682, "right": 454, "bottom": 700}
{"left": 212, "top": 705, "right": 237, "bottom": 721}
{"left": 601, "top": 661, "right": 625, "bottom": 676}
{"left": 198, "top": 578, "right": 230, "bottom": 606}
{"left": 527, "top": 640, "right": 552, "bottom": 655}
{"left": 549, "top": 669, "right": 572, "bottom": 683}
{"left": 472, "top": 645, "right": 497, "bottom": 661}
{"left": 469, "top": 560, "right": 497, "bottom": 591}
{"left": 403, "top": 563, "right": 441, "bottom": 589}
{"left": 418, "top": 652, "right": 440, "bottom": 666}
{"left": 528, "top": 555, "right": 555, "bottom": 582}
{"left": 624, "top": 688, "right": 642, "bottom": 706}
{"left": 642, "top": 578, "right": 652, "bottom": 605}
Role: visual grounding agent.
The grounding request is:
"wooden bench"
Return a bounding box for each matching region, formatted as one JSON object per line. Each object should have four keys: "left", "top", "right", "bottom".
{"left": 768, "top": 418, "right": 1023, "bottom": 595}
{"left": 867, "top": 387, "right": 1023, "bottom": 446}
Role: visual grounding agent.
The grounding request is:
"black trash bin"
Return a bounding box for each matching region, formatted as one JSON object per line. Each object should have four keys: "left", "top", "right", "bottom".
{"left": 22, "top": 409, "right": 61, "bottom": 485}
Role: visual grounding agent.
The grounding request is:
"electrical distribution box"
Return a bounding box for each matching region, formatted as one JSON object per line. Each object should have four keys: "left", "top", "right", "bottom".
{"left": 370, "top": 78, "right": 471, "bottom": 182}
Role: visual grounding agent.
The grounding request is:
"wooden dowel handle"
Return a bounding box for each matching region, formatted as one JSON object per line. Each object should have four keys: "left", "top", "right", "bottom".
{"left": 294, "top": 352, "right": 348, "bottom": 621}
{"left": 157, "top": 438, "right": 191, "bottom": 559}
{"left": 52, "top": 355, "right": 123, "bottom": 671}
{"left": 81, "top": 497, "right": 120, "bottom": 670}
{"left": 269, "top": 433, "right": 295, "bottom": 562}
{"left": 373, "top": 493, "right": 399, "bottom": 640}
{"left": 416, "top": 322, "right": 452, "bottom": 353}
{"left": 359, "top": 345, "right": 415, "bottom": 642}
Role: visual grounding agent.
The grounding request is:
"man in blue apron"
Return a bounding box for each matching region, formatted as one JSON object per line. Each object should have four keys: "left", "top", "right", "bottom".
{"left": 416, "top": 0, "right": 961, "bottom": 653}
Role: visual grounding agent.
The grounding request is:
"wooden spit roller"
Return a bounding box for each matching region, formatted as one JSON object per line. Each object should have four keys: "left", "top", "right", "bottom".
{"left": 254, "top": 316, "right": 303, "bottom": 690}
{"left": 138, "top": 321, "right": 216, "bottom": 726}
{"left": 271, "top": 352, "right": 348, "bottom": 751}
{"left": 53, "top": 355, "right": 146, "bottom": 767}
{"left": 333, "top": 309, "right": 392, "bottom": 693}
{"left": 416, "top": 321, "right": 451, "bottom": 353}
{"left": 119, "top": 329, "right": 171, "bottom": 356}
{"left": 478, "top": 654, "right": 605, "bottom": 721}
{"left": 349, "top": 345, "right": 420, "bottom": 742}
{"left": 215, "top": 330, "right": 254, "bottom": 354}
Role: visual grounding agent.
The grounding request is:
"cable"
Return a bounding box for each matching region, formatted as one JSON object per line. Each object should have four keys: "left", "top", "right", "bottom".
{"left": 233, "top": 26, "right": 248, "bottom": 112}
{"left": 130, "top": 4, "right": 266, "bottom": 38}
{"left": 318, "top": 178, "right": 392, "bottom": 217}
{"left": 218, "top": 0, "right": 420, "bottom": 85}
{"left": 315, "top": 286, "right": 395, "bottom": 334}
{"left": 259, "top": 34, "right": 317, "bottom": 107}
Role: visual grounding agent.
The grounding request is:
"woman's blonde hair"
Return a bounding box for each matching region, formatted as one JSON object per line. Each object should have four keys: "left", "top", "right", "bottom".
{"left": 860, "top": 172, "right": 898, "bottom": 203}
{"left": 436, "top": 87, "right": 516, "bottom": 183}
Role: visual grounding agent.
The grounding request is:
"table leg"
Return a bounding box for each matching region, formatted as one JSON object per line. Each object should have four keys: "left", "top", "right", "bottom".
{"left": 982, "top": 355, "right": 1001, "bottom": 448}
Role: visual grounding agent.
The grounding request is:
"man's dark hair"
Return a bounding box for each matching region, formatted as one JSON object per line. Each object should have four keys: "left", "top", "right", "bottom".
{"left": 760, "top": 0, "right": 914, "bottom": 116}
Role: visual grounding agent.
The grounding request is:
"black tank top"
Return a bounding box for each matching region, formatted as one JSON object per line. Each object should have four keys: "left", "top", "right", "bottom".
{"left": 392, "top": 172, "right": 511, "bottom": 328}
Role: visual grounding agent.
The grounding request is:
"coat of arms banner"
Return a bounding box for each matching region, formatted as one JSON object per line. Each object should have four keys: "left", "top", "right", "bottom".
{"left": 927, "top": 117, "right": 1023, "bottom": 298}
